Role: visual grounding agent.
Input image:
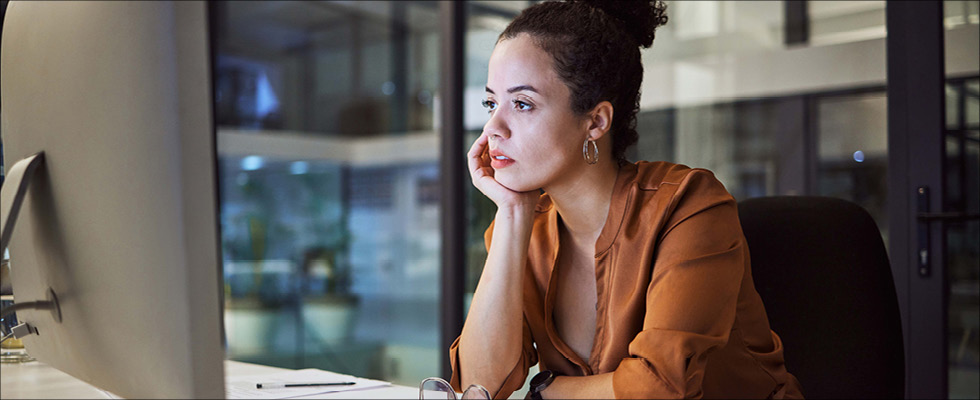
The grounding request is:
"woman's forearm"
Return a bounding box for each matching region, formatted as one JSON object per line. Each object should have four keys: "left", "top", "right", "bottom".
{"left": 458, "top": 206, "right": 535, "bottom": 391}
{"left": 541, "top": 372, "right": 615, "bottom": 399}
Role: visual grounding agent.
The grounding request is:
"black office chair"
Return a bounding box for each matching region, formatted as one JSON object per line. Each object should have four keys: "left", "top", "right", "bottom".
{"left": 738, "top": 196, "right": 905, "bottom": 399}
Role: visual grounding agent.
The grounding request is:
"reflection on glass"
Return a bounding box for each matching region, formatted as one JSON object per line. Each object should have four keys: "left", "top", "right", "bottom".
{"left": 637, "top": 98, "right": 807, "bottom": 201}
{"left": 214, "top": 1, "right": 441, "bottom": 386}
{"left": 944, "top": 3, "right": 979, "bottom": 396}
{"left": 945, "top": 76, "right": 979, "bottom": 400}
{"left": 815, "top": 92, "right": 889, "bottom": 242}
{"left": 808, "top": 1, "right": 886, "bottom": 47}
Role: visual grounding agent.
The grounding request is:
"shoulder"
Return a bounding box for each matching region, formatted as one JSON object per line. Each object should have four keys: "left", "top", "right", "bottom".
{"left": 626, "top": 161, "right": 737, "bottom": 236}
{"left": 629, "top": 161, "right": 732, "bottom": 204}
{"left": 633, "top": 161, "right": 725, "bottom": 191}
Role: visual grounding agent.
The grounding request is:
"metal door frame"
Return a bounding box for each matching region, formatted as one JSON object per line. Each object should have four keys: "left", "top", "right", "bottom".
{"left": 886, "top": 1, "right": 947, "bottom": 398}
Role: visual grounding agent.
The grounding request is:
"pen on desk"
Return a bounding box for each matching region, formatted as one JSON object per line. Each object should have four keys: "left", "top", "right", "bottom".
{"left": 256, "top": 382, "right": 357, "bottom": 389}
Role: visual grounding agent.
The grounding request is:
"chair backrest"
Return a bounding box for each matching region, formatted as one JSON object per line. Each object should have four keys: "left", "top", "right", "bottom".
{"left": 738, "top": 196, "right": 905, "bottom": 399}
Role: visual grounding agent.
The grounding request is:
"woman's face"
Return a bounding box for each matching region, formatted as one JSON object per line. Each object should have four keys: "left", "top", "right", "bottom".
{"left": 483, "top": 34, "right": 590, "bottom": 192}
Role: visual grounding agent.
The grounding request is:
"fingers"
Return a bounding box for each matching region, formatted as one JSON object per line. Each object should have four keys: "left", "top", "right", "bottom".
{"left": 466, "top": 133, "right": 504, "bottom": 197}
{"left": 467, "top": 131, "right": 487, "bottom": 157}
{"left": 468, "top": 132, "right": 491, "bottom": 177}
{"left": 467, "top": 133, "right": 488, "bottom": 164}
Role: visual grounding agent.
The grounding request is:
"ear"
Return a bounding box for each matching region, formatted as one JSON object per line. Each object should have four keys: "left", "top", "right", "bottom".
{"left": 586, "top": 101, "right": 614, "bottom": 141}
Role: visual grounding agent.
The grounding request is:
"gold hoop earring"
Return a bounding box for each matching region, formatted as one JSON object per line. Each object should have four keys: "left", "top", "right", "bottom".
{"left": 583, "top": 139, "right": 599, "bottom": 165}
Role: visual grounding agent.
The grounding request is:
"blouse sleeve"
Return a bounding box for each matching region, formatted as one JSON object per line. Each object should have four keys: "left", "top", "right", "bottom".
{"left": 611, "top": 169, "right": 747, "bottom": 399}
{"left": 448, "top": 220, "right": 539, "bottom": 399}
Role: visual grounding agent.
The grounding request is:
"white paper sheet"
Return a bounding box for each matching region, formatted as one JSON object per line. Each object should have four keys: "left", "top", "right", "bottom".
{"left": 226, "top": 368, "right": 390, "bottom": 399}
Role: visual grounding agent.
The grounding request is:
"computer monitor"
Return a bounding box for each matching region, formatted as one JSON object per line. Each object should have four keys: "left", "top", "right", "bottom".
{"left": 1, "top": 1, "right": 224, "bottom": 398}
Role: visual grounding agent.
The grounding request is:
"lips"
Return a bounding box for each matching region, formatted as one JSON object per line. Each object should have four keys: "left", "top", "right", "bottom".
{"left": 489, "top": 149, "right": 515, "bottom": 169}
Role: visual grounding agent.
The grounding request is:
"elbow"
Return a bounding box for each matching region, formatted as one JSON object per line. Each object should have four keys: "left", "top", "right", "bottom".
{"left": 453, "top": 340, "right": 531, "bottom": 399}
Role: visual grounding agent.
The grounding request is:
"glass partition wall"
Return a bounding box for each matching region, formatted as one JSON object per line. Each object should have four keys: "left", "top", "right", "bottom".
{"left": 212, "top": 1, "right": 442, "bottom": 386}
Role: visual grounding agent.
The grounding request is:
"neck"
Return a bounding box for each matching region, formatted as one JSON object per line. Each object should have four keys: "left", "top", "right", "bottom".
{"left": 545, "top": 160, "right": 621, "bottom": 243}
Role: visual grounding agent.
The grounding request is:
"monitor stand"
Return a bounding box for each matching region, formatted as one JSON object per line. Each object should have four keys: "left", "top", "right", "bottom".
{"left": 2, "top": 152, "right": 46, "bottom": 253}
{"left": 1, "top": 152, "right": 63, "bottom": 323}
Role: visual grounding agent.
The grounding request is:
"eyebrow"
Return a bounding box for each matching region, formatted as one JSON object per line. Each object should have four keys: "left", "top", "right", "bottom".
{"left": 485, "top": 85, "right": 539, "bottom": 94}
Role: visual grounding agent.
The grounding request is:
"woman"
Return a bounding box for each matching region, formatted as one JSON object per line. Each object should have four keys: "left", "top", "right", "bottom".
{"left": 449, "top": 1, "right": 803, "bottom": 399}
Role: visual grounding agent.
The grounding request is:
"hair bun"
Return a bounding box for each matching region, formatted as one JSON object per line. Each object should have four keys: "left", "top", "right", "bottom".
{"left": 580, "top": 0, "right": 668, "bottom": 48}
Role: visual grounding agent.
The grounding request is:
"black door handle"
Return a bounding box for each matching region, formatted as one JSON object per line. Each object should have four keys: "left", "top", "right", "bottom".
{"left": 915, "top": 186, "right": 979, "bottom": 277}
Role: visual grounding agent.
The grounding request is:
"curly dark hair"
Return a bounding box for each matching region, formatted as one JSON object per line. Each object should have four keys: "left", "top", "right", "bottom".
{"left": 499, "top": 0, "right": 668, "bottom": 164}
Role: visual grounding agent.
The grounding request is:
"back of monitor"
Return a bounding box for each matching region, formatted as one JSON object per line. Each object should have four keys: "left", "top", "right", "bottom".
{"left": 0, "top": 1, "right": 224, "bottom": 398}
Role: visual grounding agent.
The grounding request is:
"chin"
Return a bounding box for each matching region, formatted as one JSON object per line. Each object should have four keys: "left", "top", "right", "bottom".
{"left": 495, "top": 169, "right": 540, "bottom": 193}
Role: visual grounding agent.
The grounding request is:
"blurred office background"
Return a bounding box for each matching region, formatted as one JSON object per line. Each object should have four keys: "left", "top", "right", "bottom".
{"left": 1, "top": 1, "right": 976, "bottom": 398}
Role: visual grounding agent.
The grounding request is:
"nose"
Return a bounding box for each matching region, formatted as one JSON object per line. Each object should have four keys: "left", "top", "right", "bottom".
{"left": 483, "top": 109, "right": 510, "bottom": 141}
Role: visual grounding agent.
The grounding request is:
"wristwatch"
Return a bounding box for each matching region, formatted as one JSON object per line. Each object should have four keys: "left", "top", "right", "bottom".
{"left": 526, "top": 370, "right": 558, "bottom": 400}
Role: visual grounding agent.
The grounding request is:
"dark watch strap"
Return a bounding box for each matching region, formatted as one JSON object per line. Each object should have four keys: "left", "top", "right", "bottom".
{"left": 527, "top": 370, "right": 557, "bottom": 400}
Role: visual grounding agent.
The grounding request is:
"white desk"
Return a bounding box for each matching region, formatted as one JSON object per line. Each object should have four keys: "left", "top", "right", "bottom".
{"left": 0, "top": 358, "right": 420, "bottom": 399}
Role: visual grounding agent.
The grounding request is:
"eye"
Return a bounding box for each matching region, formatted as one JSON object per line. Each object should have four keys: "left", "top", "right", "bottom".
{"left": 513, "top": 100, "right": 532, "bottom": 111}
{"left": 481, "top": 99, "right": 497, "bottom": 113}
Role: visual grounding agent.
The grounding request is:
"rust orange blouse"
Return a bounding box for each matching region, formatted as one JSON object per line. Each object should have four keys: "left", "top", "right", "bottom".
{"left": 450, "top": 161, "right": 803, "bottom": 399}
